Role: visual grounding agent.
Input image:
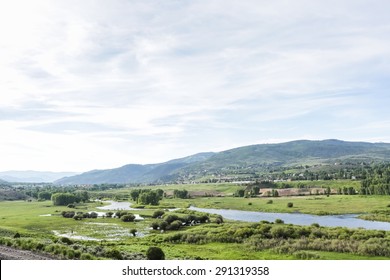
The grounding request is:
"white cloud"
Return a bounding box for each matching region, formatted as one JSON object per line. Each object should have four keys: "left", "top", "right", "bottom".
{"left": 1, "top": 0, "right": 389, "bottom": 171}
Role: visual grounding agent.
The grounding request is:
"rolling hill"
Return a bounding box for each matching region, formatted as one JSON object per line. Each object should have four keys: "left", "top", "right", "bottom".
{"left": 55, "top": 152, "right": 215, "bottom": 185}
{"left": 55, "top": 139, "right": 390, "bottom": 185}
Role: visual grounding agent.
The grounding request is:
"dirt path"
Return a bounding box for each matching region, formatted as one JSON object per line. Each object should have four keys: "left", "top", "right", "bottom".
{"left": 0, "top": 245, "right": 57, "bottom": 260}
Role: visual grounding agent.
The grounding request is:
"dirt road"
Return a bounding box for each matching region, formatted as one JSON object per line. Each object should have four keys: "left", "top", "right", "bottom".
{"left": 0, "top": 245, "right": 57, "bottom": 260}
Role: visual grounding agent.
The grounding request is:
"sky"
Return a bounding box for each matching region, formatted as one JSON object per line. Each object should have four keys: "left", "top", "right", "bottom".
{"left": 1, "top": 0, "right": 390, "bottom": 172}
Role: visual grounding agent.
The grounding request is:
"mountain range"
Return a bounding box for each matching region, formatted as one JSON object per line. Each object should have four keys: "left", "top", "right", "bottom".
{"left": 55, "top": 139, "right": 390, "bottom": 185}
{"left": 0, "top": 171, "right": 79, "bottom": 183}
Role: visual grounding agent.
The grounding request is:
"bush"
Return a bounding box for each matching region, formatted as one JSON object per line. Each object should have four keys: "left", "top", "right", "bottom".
{"left": 60, "top": 237, "right": 73, "bottom": 245}
{"left": 80, "top": 253, "right": 94, "bottom": 260}
{"left": 106, "top": 249, "right": 123, "bottom": 260}
{"left": 146, "top": 247, "right": 165, "bottom": 260}
{"left": 115, "top": 211, "right": 128, "bottom": 218}
{"left": 267, "top": 200, "right": 273, "bottom": 204}
{"left": 164, "top": 214, "right": 179, "bottom": 224}
{"left": 130, "top": 229, "right": 137, "bottom": 236}
{"left": 151, "top": 222, "right": 159, "bottom": 230}
{"left": 62, "top": 211, "right": 76, "bottom": 218}
{"left": 121, "top": 214, "right": 136, "bottom": 222}
{"left": 275, "top": 219, "right": 284, "bottom": 224}
{"left": 159, "top": 221, "right": 168, "bottom": 231}
{"left": 168, "top": 220, "right": 182, "bottom": 230}
{"left": 287, "top": 202, "right": 294, "bottom": 208}
{"left": 152, "top": 210, "right": 165, "bottom": 218}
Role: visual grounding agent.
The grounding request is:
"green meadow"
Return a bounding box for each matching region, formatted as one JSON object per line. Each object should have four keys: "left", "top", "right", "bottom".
{"left": 1, "top": 182, "right": 390, "bottom": 260}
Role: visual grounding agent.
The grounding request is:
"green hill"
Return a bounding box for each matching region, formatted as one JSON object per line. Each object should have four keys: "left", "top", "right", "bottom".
{"left": 55, "top": 140, "right": 390, "bottom": 185}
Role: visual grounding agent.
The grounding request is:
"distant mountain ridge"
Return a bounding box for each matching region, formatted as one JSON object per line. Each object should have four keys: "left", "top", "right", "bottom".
{"left": 55, "top": 152, "right": 215, "bottom": 185}
{"left": 0, "top": 171, "right": 79, "bottom": 183}
{"left": 55, "top": 140, "right": 390, "bottom": 185}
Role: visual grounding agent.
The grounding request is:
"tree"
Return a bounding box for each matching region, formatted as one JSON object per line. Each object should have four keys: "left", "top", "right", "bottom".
{"left": 130, "top": 189, "right": 140, "bottom": 202}
{"left": 38, "top": 191, "right": 52, "bottom": 201}
{"left": 173, "top": 189, "right": 189, "bottom": 199}
{"left": 234, "top": 189, "right": 245, "bottom": 197}
{"left": 146, "top": 247, "right": 165, "bottom": 260}
{"left": 75, "top": 190, "right": 89, "bottom": 202}
{"left": 52, "top": 193, "right": 77, "bottom": 206}
{"left": 138, "top": 191, "right": 161, "bottom": 205}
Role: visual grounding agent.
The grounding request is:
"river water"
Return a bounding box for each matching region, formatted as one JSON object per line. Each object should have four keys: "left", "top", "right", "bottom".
{"left": 189, "top": 206, "right": 390, "bottom": 231}
{"left": 95, "top": 201, "right": 390, "bottom": 231}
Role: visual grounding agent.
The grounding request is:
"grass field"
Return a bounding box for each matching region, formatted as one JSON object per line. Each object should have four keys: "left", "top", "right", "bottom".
{"left": 1, "top": 182, "right": 390, "bottom": 260}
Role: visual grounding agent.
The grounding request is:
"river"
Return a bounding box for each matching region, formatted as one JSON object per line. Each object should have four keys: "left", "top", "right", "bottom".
{"left": 95, "top": 201, "right": 390, "bottom": 231}
{"left": 189, "top": 206, "right": 390, "bottom": 231}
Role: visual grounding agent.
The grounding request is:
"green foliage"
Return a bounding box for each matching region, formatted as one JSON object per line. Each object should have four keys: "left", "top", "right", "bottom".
{"left": 51, "top": 193, "right": 77, "bottom": 206}
{"left": 146, "top": 246, "right": 165, "bottom": 260}
{"left": 168, "top": 220, "right": 182, "bottom": 230}
{"left": 38, "top": 191, "right": 52, "bottom": 200}
{"left": 138, "top": 190, "right": 161, "bottom": 205}
{"left": 173, "top": 189, "right": 189, "bottom": 199}
{"left": 234, "top": 189, "right": 245, "bottom": 197}
{"left": 130, "top": 189, "right": 140, "bottom": 201}
{"left": 121, "top": 214, "right": 136, "bottom": 222}
{"left": 287, "top": 202, "right": 293, "bottom": 208}
{"left": 361, "top": 164, "right": 390, "bottom": 195}
{"left": 152, "top": 210, "right": 165, "bottom": 218}
{"left": 275, "top": 219, "right": 284, "bottom": 224}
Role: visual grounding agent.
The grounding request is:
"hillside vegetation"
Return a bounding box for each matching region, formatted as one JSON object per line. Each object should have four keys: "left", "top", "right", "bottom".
{"left": 55, "top": 140, "right": 390, "bottom": 185}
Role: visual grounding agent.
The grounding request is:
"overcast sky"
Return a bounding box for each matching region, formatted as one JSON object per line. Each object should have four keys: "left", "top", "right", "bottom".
{"left": 1, "top": 0, "right": 390, "bottom": 172}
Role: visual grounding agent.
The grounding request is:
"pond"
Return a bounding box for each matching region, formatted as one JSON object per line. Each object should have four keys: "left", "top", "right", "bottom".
{"left": 189, "top": 206, "right": 390, "bottom": 231}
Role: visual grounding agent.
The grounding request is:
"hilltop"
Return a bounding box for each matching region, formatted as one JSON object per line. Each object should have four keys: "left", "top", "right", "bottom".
{"left": 55, "top": 139, "right": 390, "bottom": 185}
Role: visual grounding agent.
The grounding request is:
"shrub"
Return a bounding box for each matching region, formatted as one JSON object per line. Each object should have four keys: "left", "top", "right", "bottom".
{"left": 152, "top": 210, "right": 165, "bottom": 218}
{"left": 214, "top": 215, "right": 224, "bottom": 224}
{"left": 89, "top": 212, "right": 98, "bottom": 219}
{"left": 121, "top": 214, "right": 136, "bottom": 222}
{"left": 168, "top": 220, "right": 182, "bottom": 230}
{"left": 106, "top": 249, "right": 123, "bottom": 260}
{"left": 164, "top": 214, "right": 179, "bottom": 224}
{"left": 151, "top": 222, "right": 159, "bottom": 230}
{"left": 80, "top": 253, "right": 94, "bottom": 260}
{"left": 287, "top": 202, "right": 294, "bottom": 208}
{"left": 159, "top": 221, "right": 168, "bottom": 231}
{"left": 62, "top": 211, "right": 75, "bottom": 218}
{"left": 115, "top": 211, "right": 128, "bottom": 218}
{"left": 293, "top": 251, "right": 320, "bottom": 260}
{"left": 73, "top": 214, "right": 83, "bottom": 220}
{"left": 146, "top": 247, "right": 165, "bottom": 260}
{"left": 275, "top": 219, "right": 284, "bottom": 224}
{"left": 266, "top": 200, "right": 273, "bottom": 204}
{"left": 130, "top": 229, "right": 137, "bottom": 236}
{"left": 60, "top": 237, "right": 73, "bottom": 245}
